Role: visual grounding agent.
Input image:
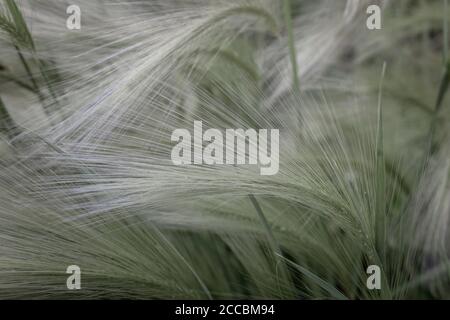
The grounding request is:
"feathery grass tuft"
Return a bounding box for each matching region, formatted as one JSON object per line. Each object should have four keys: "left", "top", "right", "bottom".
{"left": 0, "top": 0, "right": 449, "bottom": 300}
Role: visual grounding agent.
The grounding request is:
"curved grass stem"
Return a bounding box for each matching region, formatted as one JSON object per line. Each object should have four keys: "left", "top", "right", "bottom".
{"left": 375, "top": 62, "right": 387, "bottom": 261}
{"left": 283, "top": 0, "right": 299, "bottom": 91}
{"left": 422, "top": 0, "right": 450, "bottom": 162}
{"left": 14, "top": 46, "right": 45, "bottom": 103}
{"left": 0, "top": 96, "right": 16, "bottom": 139}
{"left": 248, "top": 194, "right": 295, "bottom": 297}
{"left": 423, "top": 60, "right": 450, "bottom": 162}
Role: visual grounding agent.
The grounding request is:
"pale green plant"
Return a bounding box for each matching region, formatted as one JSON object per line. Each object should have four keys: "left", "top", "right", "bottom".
{"left": 0, "top": 0, "right": 449, "bottom": 300}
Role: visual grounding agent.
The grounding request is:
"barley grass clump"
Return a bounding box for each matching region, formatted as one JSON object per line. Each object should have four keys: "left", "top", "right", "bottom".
{"left": 0, "top": 0, "right": 449, "bottom": 299}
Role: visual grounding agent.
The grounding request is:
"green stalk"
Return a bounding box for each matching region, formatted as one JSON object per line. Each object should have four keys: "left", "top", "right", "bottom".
{"left": 423, "top": 60, "right": 450, "bottom": 162}
{"left": 248, "top": 194, "right": 283, "bottom": 258}
{"left": 444, "top": 0, "right": 448, "bottom": 64}
{"left": 283, "top": 0, "right": 300, "bottom": 91}
{"left": 375, "top": 62, "right": 387, "bottom": 261}
{"left": 0, "top": 96, "right": 16, "bottom": 139}
{"left": 249, "top": 195, "right": 347, "bottom": 299}
{"left": 153, "top": 227, "right": 213, "bottom": 300}
{"left": 38, "top": 60, "right": 60, "bottom": 103}
{"left": 248, "top": 194, "right": 294, "bottom": 296}
{"left": 14, "top": 45, "right": 45, "bottom": 104}
{"left": 0, "top": 72, "right": 35, "bottom": 93}
{"left": 279, "top": 256, "right": 347, "bottom": 300}
{"left": 4, "top": 1, "right": 57, "bottom": 108}
{"left": 422, "top": 0, "right": 450, "bottom": 164}
{"left": 4, "top": 0, "right": 35, "bottom": 49}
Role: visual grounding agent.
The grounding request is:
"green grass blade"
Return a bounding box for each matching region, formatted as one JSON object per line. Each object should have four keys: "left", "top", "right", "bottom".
{"left": 423, "top": 60, "right": 450, "bottom": 161}
{"left": 248, "top": 194, "right": 282, "bottom": 258}
{"left": 4, "top": 0, "right": 34, "bottom": 49}
{"left": 444, "top": 0, "right": 448, "bottom": 64}
{"left": 0, "top": 72, "right": 35, "bottom": 93}
{"left": 375, "top": 62, "right": 387, "bottom": 260}
{"left": 283, "top": 0, "right": 299, "bottom": 91}
{"left": 14, "top": 45, "right": 45, "bottom": 104}
{"left": 248, "top": 194, "right": 294, "bottom": 296}
{"left": 0, "top": 95, "right": 15, "bottom": 138}
{"left": 277, "top": 255, "right": 348, "bottom": 300}
{"left": 422, "top": 0, "right": 450, "bottom": 160}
